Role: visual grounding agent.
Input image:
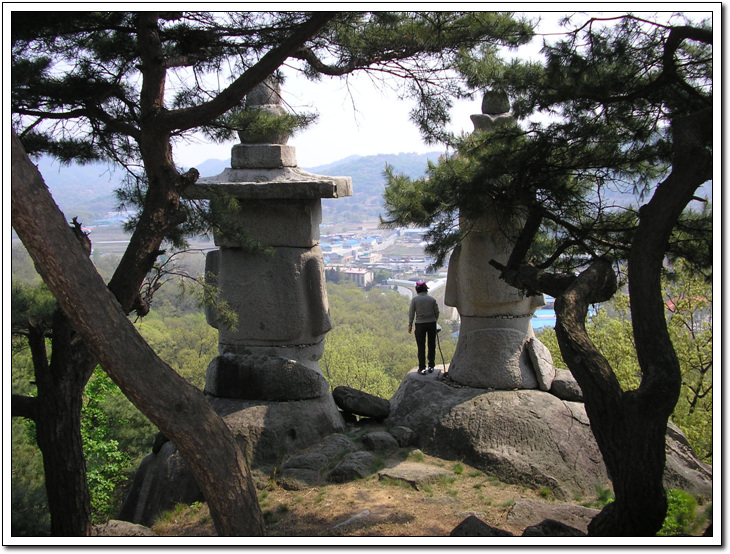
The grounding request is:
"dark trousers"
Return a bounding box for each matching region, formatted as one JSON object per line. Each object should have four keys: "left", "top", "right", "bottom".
{"left": 414, "top": 321, "right": 437, "bottom": 370}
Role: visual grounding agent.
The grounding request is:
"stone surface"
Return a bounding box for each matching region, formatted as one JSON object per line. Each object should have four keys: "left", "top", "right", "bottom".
{"left": 276, "top": 468, "right": 321, "bottom": 490}
{"left": 450, "top": 515, "right": 514, "bottom": 537}
{"left": 327, "top": 451, "right": 376, "bottom": 483}
{"left": 231, "top": 143, "right": 296, "bottom": 168}
{"left": 388, "top": 373, "right": 609, "bottom": 500}
{"left": 664, "top": 421, "right": 713, "bottom": 497}
{"left": 388, "top": 426, "right": 416, "bottom": 447}
{"left": 211, "top": 199, "right": 322, "bottom": 248}
{"left": 481, "top": 90, "right": 511, "bottom": 114}
{"left": 204, "top": 353, "right": 330, "bottom": 401}
{"left": 550, "top": 369, "right": 584, "bottom": 402}
{"left": 526, "top": 337, "right": 556, "bottom": 391}
{"left": 210, "top": 395, "right": 345, "bottom": 467}
{"left": 521, "top": 519, "right": 586, "bottom": 537}
{"left": 448, "top": 328, "right": 539, "bottom": 389}
{"left": 332, "top": 386, "right": 390, "bottom": 419}
{"left": 282, "top": 453, "right": 330, "bottom": 472}
{"left": 119, "top": 395, "right": 345, "bottom": 526}
{"left": 378, "top": 461, "right": 451, "bottom": 491}
{"left": 444, "top": 214, "right": 544, "bottom": 318}
{"left": 470, "top": 113, "right": 515, "bottom": 132}
{"left": 362, "top": 431, "right": 400, "bottom": 453}
{"left": 207, "top": 246, "right": 331, "bottom": 348}
{"left": 506, "top": 499, "right": 599, "bottom": 535}
{"left": 318, "top": 433, "right": 358, "bottom": 460}
{"left": 388, "top": 372, "right": 712, "bottom": 501}
{"left": 189, "top": 167, "right": 352, "bottom": 200}
{"left": 91, "top": 520, "right": 158, "bottom": 537}
{"left": 117, "top": 442, "right": 203, "bottom": 527}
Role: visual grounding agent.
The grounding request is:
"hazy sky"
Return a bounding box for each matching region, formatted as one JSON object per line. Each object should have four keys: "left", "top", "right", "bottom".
{"left": 173, "top": 10, "right": 568, "bottom": 169}
{"left": 175, "top": 7, "right": 713, "bottom": 169}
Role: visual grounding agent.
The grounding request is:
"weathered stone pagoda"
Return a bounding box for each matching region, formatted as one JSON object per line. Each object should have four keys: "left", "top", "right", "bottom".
{"left": 183, "top": 77, "right": 351, "bottom": 456}
{"left": 444, "top": 91, "right": 549, "bottom": 390}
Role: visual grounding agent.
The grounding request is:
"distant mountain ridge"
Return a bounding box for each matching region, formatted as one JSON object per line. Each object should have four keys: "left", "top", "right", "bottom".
{"left": 35, "top": 152, "right": 445, "bottom": 224}
{"left": 34, "top": 152, "right": 712, "bottom": 226}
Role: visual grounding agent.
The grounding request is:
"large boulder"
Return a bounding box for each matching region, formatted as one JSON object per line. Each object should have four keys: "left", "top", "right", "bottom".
{"left": 209, "top": 394, "right": 345, "bottom": 466}
{"left": 388, "top": 371, "right": 606, "bottom": 500}
{"left": 117, "top": 442, "right": 203, "bottom": 527}
{"left": 333, "top": 385, "right": 390, "bottom": 419}
{"left": 119, "top": 393, "right": 345, "bottom": 526}
{"left": 549, "top": 369, "right": 583, "bottom": 402}
{"left": 91, "top": 520, "right": 158, "bottom": 537}
{"left": 387, "top": 370, "right": 712, "bottom": 500}
{"left": 506, "top": 499, "right": 599, "bottom": 535}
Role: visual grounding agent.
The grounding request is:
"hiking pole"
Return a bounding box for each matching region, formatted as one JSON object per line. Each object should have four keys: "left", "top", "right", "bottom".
{"left": 436, "top": 323, "right": 446, "bottom": 370}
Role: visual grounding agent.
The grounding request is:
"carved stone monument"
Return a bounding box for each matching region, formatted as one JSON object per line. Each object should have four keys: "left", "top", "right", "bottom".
{"left": 445, "top": 91, "right": 548, "bottom": 390}
{"left": 184, "top": 76, "right": 352, "bottom": 454}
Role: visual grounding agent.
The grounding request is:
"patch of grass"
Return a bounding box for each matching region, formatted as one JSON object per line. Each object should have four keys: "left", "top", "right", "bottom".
{"left": 407, "top": 449, "right": 425, "bottom": 462}
{"left": 469, "top": 470, "right": 483, "bottom": 478}
{"left": 446, "top": 488, "right": 458, "bottom": 498}
{"left": 438, "top": 474, "right": 456, "bottom": 486}
{"left": 539, "top": 488, "right": 551, "bottom": 499}
{"left": 452, "top": 462, "right": 464, "bottom": 475}
{"left": 500, "top": 499, "right": 516, "bottom": 509}
{"left": 659, "top": 490, "right": 704, "bottom": 536}
{"left": 153, "top": 503, "right": 189, "bottom": 526}
{"left": 315, "top": 489, "right": 326, "bottom": 504}
{"left": 473, "top": 482, "right": 483, "bottom": 490}
{"left": 380, "top": 476, "right": 414, "bottom": 490}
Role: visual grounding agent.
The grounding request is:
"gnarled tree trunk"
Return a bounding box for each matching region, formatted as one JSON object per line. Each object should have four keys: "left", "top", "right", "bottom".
{"left": 11, "top": 131, "right": 265, "bottom": 536}
{"left": 555, "top": 108, "right": 713, "bottom": 536}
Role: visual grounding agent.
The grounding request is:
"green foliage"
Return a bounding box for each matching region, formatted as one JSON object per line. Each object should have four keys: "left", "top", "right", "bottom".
{"left": 658, "top": 490, "right": 701, "bottom": 536}
{"left": 135, "top": 312, "right": 217, "bottom": 390}
{"left": 225, "top": 105, "right": 317, "bottom": 144}
{"left": 11, "top": 420, "right": 50, "bottom": 536}
{"left": 383, "top": 14, "right": 712, "bottom": 273}
{"left": 11, "top": 280, "right": 57, "bottom": 332}
{"left": 81, "top": 368, "right": 133, "bottom": 523}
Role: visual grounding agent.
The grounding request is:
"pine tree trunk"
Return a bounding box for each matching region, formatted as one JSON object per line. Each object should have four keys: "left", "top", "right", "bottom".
{"left": 28, "top": 315, "right": 94, "bottom": 536}
{"left": 586, "top": 402, "right": 669, "bottom": 535}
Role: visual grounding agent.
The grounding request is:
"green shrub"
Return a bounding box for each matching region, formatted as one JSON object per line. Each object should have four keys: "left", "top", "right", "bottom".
{"left": 658, "top": 490, "right": 699, "bottom": 536}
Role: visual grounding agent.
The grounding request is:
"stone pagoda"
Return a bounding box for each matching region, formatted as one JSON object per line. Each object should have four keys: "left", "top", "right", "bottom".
{"left": 184, "top": 76, "right": 352, "bottom": 461}
{"left": 444, "top": 91, "right": 551, "bottom": 390}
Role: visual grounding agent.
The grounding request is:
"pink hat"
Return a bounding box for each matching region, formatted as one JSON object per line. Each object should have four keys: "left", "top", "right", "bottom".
{"left": 415, "top": 280, "right": 428, "bottom": 290}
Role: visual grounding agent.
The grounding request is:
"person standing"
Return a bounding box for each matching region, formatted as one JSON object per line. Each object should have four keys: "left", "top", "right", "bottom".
{"left": 408, "top": 281, "right": 440, "bottom": 375}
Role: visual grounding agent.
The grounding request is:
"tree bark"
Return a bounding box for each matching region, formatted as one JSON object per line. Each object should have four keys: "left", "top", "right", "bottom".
{"left": 553, "top": 259, "right": 672, "bottom": 535}
{"left": 11, "top": 131, "right": 265, "bottom": 536}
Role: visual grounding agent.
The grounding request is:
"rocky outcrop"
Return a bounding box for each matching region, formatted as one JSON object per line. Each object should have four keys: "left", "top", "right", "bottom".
{"left": 450, "top": 515, "right": 514, "bottom": 537}
{"left": 119, "top": 393, "right": 346, "bottom": 526}
{"left": 117, "top": 442, "right": 203, "bottom": 527}
{"left": 387, "top": 369, "right": 712, "bottom": 501}
{"left": 506, "top": 499, "right": 599, "bottom": 534}
{"left": 549, "top": 369, "right": 583, "bottom": 402}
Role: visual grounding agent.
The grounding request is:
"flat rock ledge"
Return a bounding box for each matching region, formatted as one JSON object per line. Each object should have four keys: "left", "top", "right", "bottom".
{"left": 378, "top": 461, "right": 451, "bottom": 491}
